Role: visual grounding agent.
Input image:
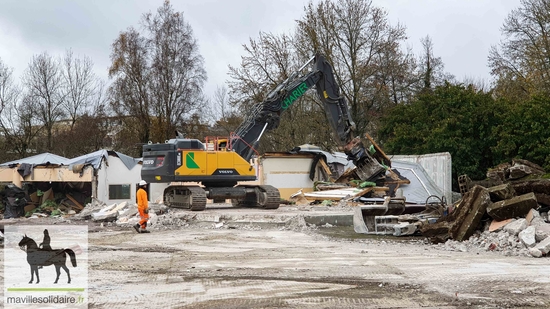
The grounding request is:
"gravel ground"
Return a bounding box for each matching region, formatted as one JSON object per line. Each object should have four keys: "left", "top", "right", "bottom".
{"left": 1, "top": 205, "right": 549, "bottom": 308}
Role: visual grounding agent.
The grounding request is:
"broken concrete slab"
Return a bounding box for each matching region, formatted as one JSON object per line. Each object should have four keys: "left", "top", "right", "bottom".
{"left": 529, "top": 247, "right": 543, "bottom": 258}
{"left": 509, "top": 164, "right": 533, "bottom": 180}
{"left": 92, "top": 210, "right": 117, "bottom": 222}
{"left": 518, "top": 226, "right": 536, "bottom": 248}
{"left": 487, "top": 183, "right": 516, "bottom": 202}
{"left": 487, "top": 192, "right": 538, "bottom": 221}
{"left": 512, "top": 159, "right": 545, "bottom": 175}
{"left": 535, "top": 236, "right": 550, "bottom": 255}
{"left": 420, "top": 185, "right": 489, "bottom": 242}
{"left": 450, "top": 185, "right": 492, "bottom": 241}
{"left": 92, "top": 201, "right": 129, "bottom": 222}
{"left": 504, "top": 218, "right": 528, "bottom": 236}
{"left": 535, "top": 224, "right": 550, "bottom": 242}
{"left": 512, "top": 179, "right": 550, "bottom": 207}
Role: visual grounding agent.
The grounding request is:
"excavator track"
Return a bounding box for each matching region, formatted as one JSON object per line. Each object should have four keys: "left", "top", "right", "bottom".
{"left": 231, "top": 185, "right": 280, "bottom": 209}
{"left": 163, "top": 185, "right": 207, "bottom": 211}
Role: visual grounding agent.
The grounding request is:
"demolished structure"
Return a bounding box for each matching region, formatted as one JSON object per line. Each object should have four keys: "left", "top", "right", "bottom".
{"left": 0, "top": 150, "right": 147, "bottom": 218}
{"left": 421, "top": 159, "right": 550, "bottom": 257}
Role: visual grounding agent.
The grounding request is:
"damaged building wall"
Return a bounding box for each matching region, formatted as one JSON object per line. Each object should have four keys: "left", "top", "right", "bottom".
{"left": 96, "top": 155, "right": 142, "bottom": 205}
{"left": 259, "top": 153, "right": 316, "bottom": 200}
{"left": 0, "top": 165, "right": 93, "bottom": 184}
{"left": 0, "top": 151, "right": 147, "bottom": 207}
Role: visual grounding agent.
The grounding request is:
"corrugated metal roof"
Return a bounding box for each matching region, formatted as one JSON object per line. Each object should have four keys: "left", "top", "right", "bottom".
{"left": 65, "top": 150, "right": 139, "bottom": 170}
{"left": 0, "top": 152, "right": 69, "bottom": 166}
{"left": 0, "top": 150, "right": 140, "bottom": 171}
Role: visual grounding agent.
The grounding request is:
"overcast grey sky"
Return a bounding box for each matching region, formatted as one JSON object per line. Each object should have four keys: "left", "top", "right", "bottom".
{"left": 0, "top": 0, "right": 520, "bottom": 101}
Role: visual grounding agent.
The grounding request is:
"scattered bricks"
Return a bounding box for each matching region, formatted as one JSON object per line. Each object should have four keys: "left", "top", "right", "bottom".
{"left": 489, "top": 219, "right": 513, "bottom": 232}
{"left": 450, "top": 185, "right": 492, "bottom": 241}
{"left": 458, "top": 174, "right": 471, "bottom": 195}
{"left": 529, "top": 247, "right": 543, "bottom": 258}
{"left": 535, "top": 224, "right": 550, "bottom": 242}
{"left": 518, "top": 226, "right": 536, "bottom": 247}
{"left": 487, "top": 183, "right": 516, "bottom": 202}
{"left": 504, "top": 218, "right": 528, "bottom": 236}
{"left": 535, "top": 236, "right": 550, "bottom": 255}
{"left": 487, "top": 192, "right": 538, "bottom": 221}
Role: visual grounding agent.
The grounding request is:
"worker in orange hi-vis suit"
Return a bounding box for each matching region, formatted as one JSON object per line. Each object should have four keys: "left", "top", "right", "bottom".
{"left": 134, "top": 180, "right": 150, "bottom": 233}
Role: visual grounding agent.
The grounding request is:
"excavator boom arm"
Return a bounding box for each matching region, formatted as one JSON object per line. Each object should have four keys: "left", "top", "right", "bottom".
{"left": 230, "top": 52, "right": 385, "bottom": 181}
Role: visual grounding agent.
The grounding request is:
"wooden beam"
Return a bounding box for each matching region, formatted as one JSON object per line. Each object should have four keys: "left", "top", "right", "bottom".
{"left": 66, "top": 194, "right": 84, "bottom": 210}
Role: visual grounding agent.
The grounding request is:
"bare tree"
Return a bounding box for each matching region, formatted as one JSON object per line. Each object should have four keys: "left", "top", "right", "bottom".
{"left": 145, "top": 1, "right": 207, "bottom": 141}
{"left": 207, "top": 86, "right": 242, "bottom": 136}
{"left": 22, "top": 52, "right": 65, "bottom": 151}
{"left": 228, "top": 32, "right": 335, "bottom": 152}
{"left": 295, "top": 0, "right": 414, "bottom": 137}
{"left": 0, "top": 58, "right": 19, "bottom": 115}
{"left": 229, "top": 32, "right": 298, "bottom": 113}
{"left": 109, "top": 28, "right": 151, "bottom": 144}
{"left": 0, "top": 59, "right": 42, "bottom": 159}
{"left": 109, "top": 0, "right": 207, "bottom": 144}
{"left": 62, "top": 49, "right": 101, "bottom": 129}
{"left": 489, "top": 0, "right": 550, "bottom": 99}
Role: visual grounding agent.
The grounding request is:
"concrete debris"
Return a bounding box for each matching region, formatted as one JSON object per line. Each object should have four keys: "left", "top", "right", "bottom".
{"left": 535, "top": 224, "right": 550, "bottom": 242}
{"left": 420, "top": 159, "right": 550, "bottom": 257}
{"left": 420, "top": 185, "right": 491, "bottom": 242}
{"left": 91, "top": 211, "right": 118, "bottom": 222}
{"left": 535, "top": 237, "right": 550, "bottom": 255}
{"left": 504, "top": 219, "right": 528, "bottom": 236}
{"left": 487, "top": 192, "right": 538, "bottom": 221}
{"left": 74, "top": 198, "right": 107, "bottom": 220}
{"left": 451, "top": 186, "right": 491, "bottom": 241}
{"left": 529, "top": 248, "right": 543, "bottom": 258}
{"left": 353, "top": 196, "right": 409, "bottom": 235}
{"left": 487, "top": 183, "right": 516, "bottom": 201}
{"left": 518, "top": 226, "right": 536, "bottom": 248}
{"left": 91, "top": 202, "right": 128, "bottom": 222}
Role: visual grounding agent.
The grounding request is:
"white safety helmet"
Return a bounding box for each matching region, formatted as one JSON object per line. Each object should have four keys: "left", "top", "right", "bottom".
{"left": 139, "top": 180, "right": 147, "bottom": 186}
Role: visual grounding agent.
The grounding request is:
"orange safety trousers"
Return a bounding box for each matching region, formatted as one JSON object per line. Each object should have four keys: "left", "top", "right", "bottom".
{"left": 138, "top": 208, "right": 149, "bottom": 229}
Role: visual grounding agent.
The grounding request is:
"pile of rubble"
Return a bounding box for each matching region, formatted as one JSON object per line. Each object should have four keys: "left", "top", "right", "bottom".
{"left": 422, "top": 159, "right": 550, "bottom": 258}
{"left": 73, "top": 199, "right": 168, "bottom": 229}
{"left": 439, "top": 209, "right": 550, "bottom": 257}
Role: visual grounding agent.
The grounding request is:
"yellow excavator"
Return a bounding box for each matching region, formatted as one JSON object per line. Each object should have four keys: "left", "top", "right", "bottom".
{"left": 141, "top": 52, "right": 387, "bottom": 211}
